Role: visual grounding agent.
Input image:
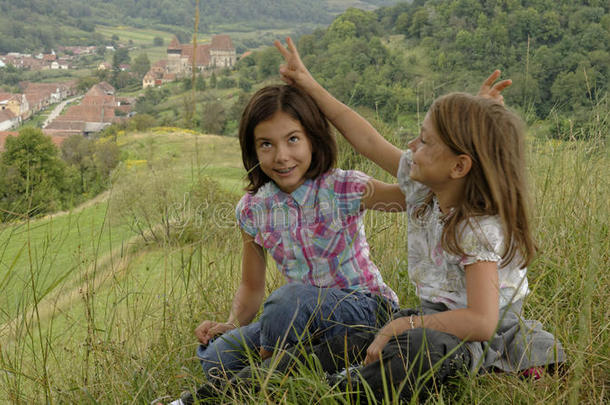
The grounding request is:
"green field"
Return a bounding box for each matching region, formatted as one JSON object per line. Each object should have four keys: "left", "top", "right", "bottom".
{"left": 0, "top": 126, "right": 607, "bottom": 403}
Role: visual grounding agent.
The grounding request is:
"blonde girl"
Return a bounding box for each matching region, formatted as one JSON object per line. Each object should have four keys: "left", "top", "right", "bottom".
{"left": 259, "top": 37, "right": 566, "bottom": 402}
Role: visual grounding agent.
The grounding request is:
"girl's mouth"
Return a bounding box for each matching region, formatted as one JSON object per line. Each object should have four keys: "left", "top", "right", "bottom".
{"left": 274, "top": 166, "right": 295, "bottom": 176}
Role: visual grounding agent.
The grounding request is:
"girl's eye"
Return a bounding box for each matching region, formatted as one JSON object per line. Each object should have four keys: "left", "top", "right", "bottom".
{"left": 288, "top": 135, "right": 299, "bottom": 143}
{"left": 259, "top": 141, "right": 272, "bottom": 149}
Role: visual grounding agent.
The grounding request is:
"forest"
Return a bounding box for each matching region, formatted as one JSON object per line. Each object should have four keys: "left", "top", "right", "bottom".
{"left": 0, "top": 0, "right": 398, "bottom": 52}
{"left": 289, "top": 0, "right": 608, "bottom": 135}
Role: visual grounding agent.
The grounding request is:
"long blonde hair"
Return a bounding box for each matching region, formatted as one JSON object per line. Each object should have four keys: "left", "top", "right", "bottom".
{"left": 423, "top": 92, "right": 535, "bottom": 268}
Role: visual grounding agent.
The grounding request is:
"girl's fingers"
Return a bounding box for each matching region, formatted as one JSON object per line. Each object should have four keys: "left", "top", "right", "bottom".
{"left": 483, "top": 70, "right": 501, "bottom": 87}
{"left": 493, "top": 79, "right": 512, "bottom": 92}
{"left": 274, "top": 40, "right": 289, "bottom": 59}
{"left": 286, "top": 37, "right": 297, "bottom": 55}
{"left": 285, "top": 37, "right": 303, "bottom": 63}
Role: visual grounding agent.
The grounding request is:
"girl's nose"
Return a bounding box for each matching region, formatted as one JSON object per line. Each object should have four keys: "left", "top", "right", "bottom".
{"left": 408, "top": 137, "right": 418, "bottom": 152}
{"left": 274, "top": 144, "right": 289, "bottom": 162}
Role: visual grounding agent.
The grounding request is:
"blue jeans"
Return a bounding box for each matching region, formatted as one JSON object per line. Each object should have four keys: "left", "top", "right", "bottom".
{"left": 196, "top": 284, "right": 395, "bottom": 378}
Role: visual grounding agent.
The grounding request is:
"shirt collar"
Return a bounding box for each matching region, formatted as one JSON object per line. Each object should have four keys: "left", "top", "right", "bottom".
{"left": 290, "top": 178, "right": 315, "bottom": 207}
{"left": 262, "top": 178, "right": 316, "bottom": 207}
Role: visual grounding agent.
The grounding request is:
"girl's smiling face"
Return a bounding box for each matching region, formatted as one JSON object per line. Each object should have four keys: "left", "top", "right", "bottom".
{"left": 407, "top": 112, "right": 459, "bottom": 190}
{"left": 254, "top": 111, "right": 313, "bottom": 193}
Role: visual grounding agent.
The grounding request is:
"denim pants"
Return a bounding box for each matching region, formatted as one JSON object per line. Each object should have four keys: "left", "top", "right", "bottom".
{"left": 196, "top": 284, "right": 396, "bottom": 379}
{"left": 236, "top": 308, "right": 471, "bottom": 403}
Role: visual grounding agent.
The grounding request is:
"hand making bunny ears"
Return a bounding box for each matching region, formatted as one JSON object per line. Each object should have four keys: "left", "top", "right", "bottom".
{"left": 478, "top": 69, "right": 512, "bottom": 105}
{"left": 274, "top": 37, "right": 317, "bottom": 91}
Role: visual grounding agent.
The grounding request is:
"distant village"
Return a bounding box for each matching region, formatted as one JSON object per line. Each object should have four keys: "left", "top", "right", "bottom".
{"left": 0, "top": 46, "right": 97, "bottom": 71}
{"left": 0, "top": 35, "right": 237, "bottom": 149}
{"left": 142, "top": 35, "right": 236, "bottom": 88}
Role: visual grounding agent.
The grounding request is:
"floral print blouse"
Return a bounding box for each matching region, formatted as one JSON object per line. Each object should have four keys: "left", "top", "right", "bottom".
{"left": 397, "top": 150, "right": 529, "bottom": 310}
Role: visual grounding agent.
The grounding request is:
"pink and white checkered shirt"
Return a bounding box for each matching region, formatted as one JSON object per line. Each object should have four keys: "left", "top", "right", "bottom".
{"left": 236, "top": 168, "right": 398, "bottom": 304}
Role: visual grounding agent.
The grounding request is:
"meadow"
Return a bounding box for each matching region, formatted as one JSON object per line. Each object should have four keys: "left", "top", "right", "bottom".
{"left": 0, "top": 117, "right": 607, "bottom": 403}
{"left": 95, "top": 26, "right": 178, "bottom": 63}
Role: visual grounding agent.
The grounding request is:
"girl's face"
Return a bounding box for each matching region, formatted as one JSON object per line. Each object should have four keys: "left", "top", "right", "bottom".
{"left": 254, "top": 111, "right": 312, "bottom": 193}
{"left": 408, "top": 112, "right": 459, "bottom": 190}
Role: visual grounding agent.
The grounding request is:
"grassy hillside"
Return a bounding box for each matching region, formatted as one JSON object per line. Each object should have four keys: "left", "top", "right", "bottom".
{"left": 0, "top": 0, "right": 406, "bottom": 53}
{"left": 0, "top": 121, "right": 607, "bottom": 403}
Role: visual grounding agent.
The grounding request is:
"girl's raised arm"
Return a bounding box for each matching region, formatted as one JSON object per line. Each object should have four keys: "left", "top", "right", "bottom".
{"left": 275, "top": 37, "right": 403, "bottom": 177}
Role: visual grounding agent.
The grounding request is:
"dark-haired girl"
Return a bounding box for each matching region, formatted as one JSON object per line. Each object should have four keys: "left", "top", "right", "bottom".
{"left": 166, "top": 84, "right": 406, "bottom": 404}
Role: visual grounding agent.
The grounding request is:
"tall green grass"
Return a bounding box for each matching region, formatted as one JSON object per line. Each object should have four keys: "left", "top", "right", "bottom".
{"left": 0, "top": 111, "right": 607, "bottom": 403}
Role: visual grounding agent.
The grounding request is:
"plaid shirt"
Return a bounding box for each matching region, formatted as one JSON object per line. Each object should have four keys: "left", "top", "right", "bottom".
{"left": 236, "top": 168, "right": 398, "bottom": 304}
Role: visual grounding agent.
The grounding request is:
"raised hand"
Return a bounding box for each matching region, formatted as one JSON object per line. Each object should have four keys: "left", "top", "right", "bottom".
{"left": 478, "top": 70, "right": 512, "bottom": 105}
{"left": 273, "top": 37, "right": 317, "bottom": 91}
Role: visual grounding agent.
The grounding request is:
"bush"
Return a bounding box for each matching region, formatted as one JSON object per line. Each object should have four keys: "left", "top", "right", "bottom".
{"left": 217, "top": 77, "right": 236, "bottom": 89}
{"left": 0, "top": 128, "right": 67, "bottom": 220}
{"left": 110, "top": 169, "right": 236, "bottom": 246}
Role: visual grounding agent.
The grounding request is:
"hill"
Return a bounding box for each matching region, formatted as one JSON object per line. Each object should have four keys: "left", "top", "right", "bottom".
{"left": 1, "top": 124, "right": 607, "bottom": 403}
{"left": 284, "top": 1, "right": 609, "bottom": 134}
{"left": 0, "top": 0, "right": 403, "bottom": 53}
{"left": 133, "top": 1, "right": 608, "bottom": 140}
{"left": 0, "top": 1, "right": 608, "bottom": 402}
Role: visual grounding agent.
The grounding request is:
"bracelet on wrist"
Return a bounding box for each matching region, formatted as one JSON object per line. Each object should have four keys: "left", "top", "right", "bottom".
{"left": 408, "top": 315, "right": 415, "bottom": 330}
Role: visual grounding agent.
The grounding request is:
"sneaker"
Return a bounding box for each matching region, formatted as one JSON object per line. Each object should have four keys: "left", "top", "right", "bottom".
{"left": 327, "top": 364, "right": 362, "bottom": 387}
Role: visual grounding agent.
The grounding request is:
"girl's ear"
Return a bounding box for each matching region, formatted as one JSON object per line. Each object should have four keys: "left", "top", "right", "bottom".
{"left": 451, "top": 154, "right": 472, "bottom": 179}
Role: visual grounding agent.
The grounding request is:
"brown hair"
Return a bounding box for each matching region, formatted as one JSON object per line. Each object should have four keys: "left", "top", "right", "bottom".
{"left": 238, "top": 85, "right": 336, "bottom": 193}
{"left": 420, "top": 92, "right": 535, "bottom": 268}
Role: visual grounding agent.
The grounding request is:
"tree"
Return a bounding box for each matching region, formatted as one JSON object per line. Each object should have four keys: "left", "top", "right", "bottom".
{"left": 209, "top": 72, "right": 217, "bottom": 88}
{"left": 61, "top": 135, "right": 94, "bottom": 193}
{"left": 255, "top": 47, "right": 283, "bottom": 79}
{"left": 238, "top": 77, "right": 252, "bottom": 91}
{"left": 93, "top": 140, "right": 120, "bottom": 179}
{"left": 217, "top": 77, "right": 235, "bottom": 89}
{"left": 195, "top": 74, "right": 206, "bottom": 91}
{"left": 328, "top": 19, "right": 357, "bottom": 42}
{"left": 112, "top": 47, "right": 130, "bottom": 69}
{"left": 200, "top": 102, "right": 226, "bottom": 134}
{"left": 0, "top": 128, "right": 67, "bottom": 219}
{"left": 96, "top": 46, "right": 107, "bottom": 57}
{"left": 153, "top": 36, "right": 164, "bottom": 46}
{"left": 132, "top": 53, "right": 151, "bottom": 79}
{"left": 113, "top": 71, "right": 131, "bottom": 89}
{"left": 410, "top": 7, "right": 429, "bottom": 38}
{"left": 77, "top": 76, "right": 100, "bottom": 92}
{"left": 128, "top": 114, "right": 158, "bottom": 131}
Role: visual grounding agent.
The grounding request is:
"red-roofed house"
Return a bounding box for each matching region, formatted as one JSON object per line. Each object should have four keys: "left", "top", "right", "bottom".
{"left": 0, "top": 130, "right": 67, "bottom": 151}
{"left": 0, "top": 92, "right": 28, "bottom": 124}
{"left": 20, "top": 82, "right": 76, "bottom": 115}
{"left": 210, "top": 35, "right": 237, "bottom": 68}
{"left": 44, "top": 82, "right": 130, "bottom": 137}
{"left": 166, "top": 35, "right": 236, "bottom": 76}
{"left": 0, "top": 110, "right": 19, "bottom": 131}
